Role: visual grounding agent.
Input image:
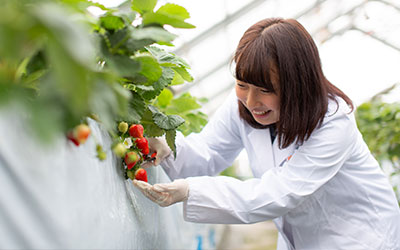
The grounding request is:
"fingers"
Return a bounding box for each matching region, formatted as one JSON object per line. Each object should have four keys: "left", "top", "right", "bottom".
{"left": 132, "top": 180, "right": 170, "bottom": 206}
{"left": 141, "top": 160, "right": 155, "bottom": 169}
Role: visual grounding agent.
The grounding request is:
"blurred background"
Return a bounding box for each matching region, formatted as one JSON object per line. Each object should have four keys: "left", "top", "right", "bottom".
{"left": 92, "top": 0, "right": 400, "bottom": 249}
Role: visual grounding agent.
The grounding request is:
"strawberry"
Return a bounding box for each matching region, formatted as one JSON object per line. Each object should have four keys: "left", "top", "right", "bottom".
{"left": 135, "top": 137, "right": 149, "bottom": 155}
{"left": 67, "top": 124, "right": 91, "bottom": 146}
{"left": 134, "top": 168, "right": 148, "bottom": 182}
{"left": 118, "top": 122, "right": 128, "bottom": 134}
{"left": 129, "top": 124, "right": 144, "bottom": 138}
{"left": 124, "top": 151, "right": 140, "bottom": 170}
{"left": 127, "top": 170, "right": 135, "bottom": 180}
{"left": 73, "top": 124, "right": 91, "bottom": 144}
{"left": 151, "top": 152, "right": 157, "bottom": 158}
{"left": 67, "top": 131, "right": 80, "bottom": 146}
{"left": 113, "top": 143, "right": 126, "bottom": 157}
{"left": 96, "top": 144, "right": 107, "bottom": 161}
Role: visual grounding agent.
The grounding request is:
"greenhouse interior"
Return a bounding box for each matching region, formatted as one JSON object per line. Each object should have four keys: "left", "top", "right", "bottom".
{"left": 0, "top": 0, "right": 399, "bottom": 249}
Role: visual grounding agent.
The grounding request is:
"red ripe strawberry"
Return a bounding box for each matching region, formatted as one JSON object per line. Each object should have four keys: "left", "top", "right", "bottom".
{"left": 67, "top": 131, "right": 80, "bottom": 146}
{"left": 124, "top": 151, "right": 140, "bottom": 170}
{"left": 129, "top": 124, "right": 144, "bottom": 138}
{"left": 151, "top": 152, "right": 157, "bottom": 158}
{"left": 134, "top": 168, "right": 148, "bottom": 182}
{"left": 135, "top": 137, "right": 149, "bottom": 155}
{"left": 73, "top": 124, "right": 91, "bottom": 144}
{"left": 142, "top": 146, "right": 149, "bottom": 156}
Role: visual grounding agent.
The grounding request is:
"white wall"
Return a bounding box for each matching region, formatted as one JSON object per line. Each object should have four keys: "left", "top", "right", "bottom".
{"left": 0, "top": 108, "right": 217, "bottom": 249}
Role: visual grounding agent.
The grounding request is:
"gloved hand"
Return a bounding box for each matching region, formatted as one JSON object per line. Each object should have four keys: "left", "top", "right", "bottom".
{"left": 141, "top": 136, "right": 172, "bottom": 168}
{"left": 132, "top": 179, "right": 189, "bottom": 207}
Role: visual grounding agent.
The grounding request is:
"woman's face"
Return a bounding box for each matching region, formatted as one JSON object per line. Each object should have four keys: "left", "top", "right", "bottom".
{"left": 235, "top": 80, "right": 280, "bottom": 126}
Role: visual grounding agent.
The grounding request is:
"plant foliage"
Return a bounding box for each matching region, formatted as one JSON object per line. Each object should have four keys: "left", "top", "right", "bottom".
{"left": 0, "top": 0, "right": 208, "bottom": 156}
{"left": 355, "top": 83, "right": 400, "bottom": 202}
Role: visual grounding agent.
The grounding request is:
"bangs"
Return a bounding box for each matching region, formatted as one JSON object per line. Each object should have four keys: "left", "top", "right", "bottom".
{"left": 234, "top": 38, "right": 277, "bottom": 92}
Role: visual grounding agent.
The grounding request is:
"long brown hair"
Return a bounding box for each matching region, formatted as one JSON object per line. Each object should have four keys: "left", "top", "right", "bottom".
{"left": 234, "top": 18, "right": 353, "bottom": 148}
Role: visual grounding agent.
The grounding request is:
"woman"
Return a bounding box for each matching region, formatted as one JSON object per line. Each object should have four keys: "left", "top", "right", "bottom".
{"left": 133, "top": 18, "right": 400, "bottom": 249}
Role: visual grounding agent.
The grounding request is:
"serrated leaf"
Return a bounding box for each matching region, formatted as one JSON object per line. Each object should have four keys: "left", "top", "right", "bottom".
{"left": 124, "top": 91, "right": 145, "bottom": 123}
{"left": 166, "top": 93, "right": 201, "bottom": 114}
{"left": 131, "top": 27, "right": 177, "bottom": 43}
{"left": 100, "top": 15, "right": 125, "bottom": 30}
{"left": 135, "top": 85, "right": 154, "bottom": 92}
{"left": 157, "top": 4, "right": 190, "bottom": 21}
{"left": 126, "top": 38, "right": 154, "bottom": 53}
{"left": 173, "top": 66, "right": 193, "bottom": 82}
{"left": 138, "top": 67, "right": 174, "bottom": 100}
{"left": 178, "top": 112, "right": 208, "bottom": 136}
{"left": 157, "top": 88, "right": 173, "bottom": 108}
{"left": 148, "top": 105, "right": 184, "bottom": 130}
{"left": 134, "top": 54, "right": 162, "bottom": 84}
{"left": 107, "top": 54, "right": 141, "bottom": 78}
{"left": 132, "top": 0, "right": 157, "bottom": 14}
{"left": 165, "top": 129, "right": 177, "bottom": 158}
{"left": 146, "top": 46, "right": 190, "bottom": 67}
{"left": 171, "top": 70, "right": 184, "bottom": 85}
{"left": 140, "top": 108, "right": 165, "bottom": 137}
{"left": 142, "top": 12, "right": 195, "bottom": 29}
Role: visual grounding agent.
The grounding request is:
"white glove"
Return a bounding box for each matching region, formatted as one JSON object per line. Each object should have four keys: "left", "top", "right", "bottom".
{"left": 132, "top": 179, "right": 189, "bottom": 207}
{"left": 141, "top": 136, "right": 172, "bottom": 168}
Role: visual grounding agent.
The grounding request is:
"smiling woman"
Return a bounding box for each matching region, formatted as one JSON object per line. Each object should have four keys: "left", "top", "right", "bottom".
{"left": 133, "top": 17, "right": 400, "bottom": 250}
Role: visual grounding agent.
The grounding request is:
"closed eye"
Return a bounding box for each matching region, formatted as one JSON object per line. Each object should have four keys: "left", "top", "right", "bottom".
{"left": 236, "top": 82, "right": 247, "bottom": 88}
{"left": 260, "top": 88, "right": 272, "bottom": 93}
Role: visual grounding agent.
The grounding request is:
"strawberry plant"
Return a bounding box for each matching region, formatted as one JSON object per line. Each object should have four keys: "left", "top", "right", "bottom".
{"left": 0, "top": 0, "right": 208, "bottom": 181}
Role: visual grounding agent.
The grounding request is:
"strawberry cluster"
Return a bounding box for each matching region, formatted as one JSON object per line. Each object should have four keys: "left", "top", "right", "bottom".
{"left": 113, "top": 122, "right": 151, "bottom": 182}
{"left": 66, "top": 121, "right": 151, "bottom": 183}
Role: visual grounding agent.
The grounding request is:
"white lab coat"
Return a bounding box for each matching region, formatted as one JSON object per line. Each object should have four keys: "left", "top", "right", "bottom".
{"left": 161, "top": 92, "right": 400, "bottom": 250}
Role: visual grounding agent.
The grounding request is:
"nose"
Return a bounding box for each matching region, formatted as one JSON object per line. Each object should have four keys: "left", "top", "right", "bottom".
{"left": 245, "top": 88, "right": 260, "bottom": 109}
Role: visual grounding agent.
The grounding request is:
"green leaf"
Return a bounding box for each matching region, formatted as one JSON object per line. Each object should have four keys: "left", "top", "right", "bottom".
{"left": 148, "top": 105, "right": 184, "bottom": 130}
{"left": 165, "top": 129, "right": 177, "bottom": 158}
{"left": 178, "top": 112, "right": 208, "bottom": 136}
{"left": 140, "top": 108, "right": 165, "bottom": 137}
{"left": 173, "top": 66, "right": 193, "bottom": 82}
{"left": 131, "top": 27, "right": 177, "bottom": 43}
{"left": 132, "top": 0, "right": 157, "bottom": 14}
{"left": 100, "top": 14, "right": 125, "bottom": 30}
{"left": 133, "top": 53, "right": 162, "bottom": 84}
{"left": 157, "top": 88, "right": 173, "bottom": 108}
{"left": 138, "top": 67, "right": 174, "bottom": 100}
{"left": 146, "top": 46, "right": 190, "bottom": 67}
{"left": 108, "top": 28, "right": 129, "bottom": 50}
{"left": 59, "top": 0, "right": 112, "bottom": 12}
{"left": 171, "top": 70, "right": 184, "bottom": 85}
{"left": 89, "top": 80, "right": 121, "bottom": 130}
{"left": 107, "top": 54, "right": 141, "bottom": 78}
{"left": 157, "top": 4, "right": 191, "bottom": 21}
{"left": 166, "top": 93, "right": 201, "bottom": 114}
{"left": 124, "top": 91, "right": 146, "bottom": 124}
{"left": 142, "top": 9, "right": 195, "bottom": 29}
{"left": 32, "top": 2, "right": 95, "bottom": 66}
{"left": 25, "top": 50, "right": 47, "bottom": 75}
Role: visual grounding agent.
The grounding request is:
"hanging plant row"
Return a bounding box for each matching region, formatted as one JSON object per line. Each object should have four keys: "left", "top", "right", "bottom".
{"left": 0, "top": 0, "right": 208, "bottom": 182}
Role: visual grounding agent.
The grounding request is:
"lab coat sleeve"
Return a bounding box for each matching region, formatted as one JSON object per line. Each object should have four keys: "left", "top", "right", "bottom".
{"left": 183, "top": 105, "right": 357, "bottom": 224}
{"left": 161, "top": 92, "right": 244, "bottom": 180}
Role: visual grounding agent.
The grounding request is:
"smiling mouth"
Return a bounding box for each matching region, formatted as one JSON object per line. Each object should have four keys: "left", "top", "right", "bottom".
{"left": 252, "top": 110, "right": 271, "bottom": 116}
